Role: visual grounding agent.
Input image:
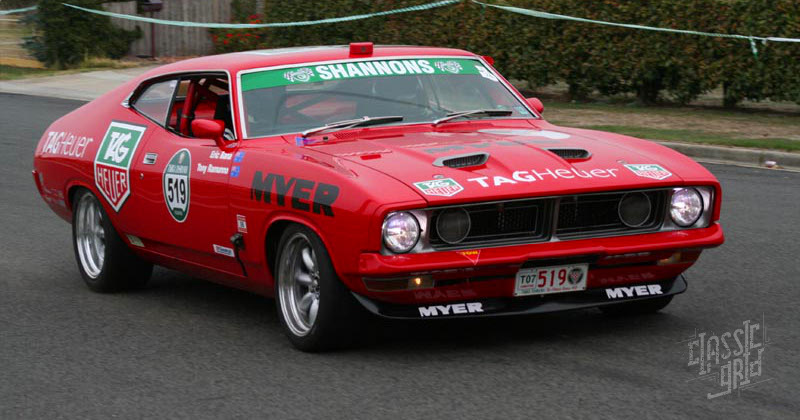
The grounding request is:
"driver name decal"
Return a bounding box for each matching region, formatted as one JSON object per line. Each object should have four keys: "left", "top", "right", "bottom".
{"left": 94, "top": 121, "right": 146, "bottom": 211}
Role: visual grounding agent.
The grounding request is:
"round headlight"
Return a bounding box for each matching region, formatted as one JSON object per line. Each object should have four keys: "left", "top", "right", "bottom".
{"left": 618, "top": 192, "right": 652, "bottom": 228}
{"left": 670, "top": 188, "right": 703, "bottom": 227}
{"left": 382, "top": 212, "right": 420, "bottom": 253}
{"left": 436, "top": 208, "right": 471, "bottom": 244}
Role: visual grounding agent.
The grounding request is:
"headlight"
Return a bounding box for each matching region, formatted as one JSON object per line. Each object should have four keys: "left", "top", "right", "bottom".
{"left": 435, "top": 208, "right": 471, "bottom": 244}
{"left": 382, "top": 212, "right": 420, "bottom": 253}
{"left": 670, "top": 188, "right": 703, "bottom": 227}
{"left": 618, "top": 192, "right": 652, "bottom": 228}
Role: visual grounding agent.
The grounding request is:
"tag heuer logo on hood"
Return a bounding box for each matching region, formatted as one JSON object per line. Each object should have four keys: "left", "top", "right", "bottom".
{"left": 414, "top": 178, "right": 464, "bottom": 197}
{"left": 624, "top": 164, "right": 672, "bottom": 180}
{"left": 434, "top": 60, "right": 462, "bottom": 74}
{"left": 284, "top": 67, "right": 314, "bottom": 82}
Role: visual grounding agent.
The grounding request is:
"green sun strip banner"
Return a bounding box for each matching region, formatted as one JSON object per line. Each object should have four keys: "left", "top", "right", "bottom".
{"left": 241, "top": 58, "right": 493, "bottom": 92}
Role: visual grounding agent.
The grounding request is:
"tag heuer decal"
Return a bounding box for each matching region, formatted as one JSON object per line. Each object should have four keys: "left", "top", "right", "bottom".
{"left": 413, "top": 178, "right": 464, "bottom": 197}
{"left": 624, "top": 164, "right": 672, "bottom": 180}
{"left": 163, "top": 149, "right": 191, "bottom": 222}
{"left": 94, "top": 121, "right": 146, "bottom": 211}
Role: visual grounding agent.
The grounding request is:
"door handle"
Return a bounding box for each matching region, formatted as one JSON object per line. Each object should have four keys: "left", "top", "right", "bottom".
{"left": 143, "top": 153, "right": 158, "bottom": 165}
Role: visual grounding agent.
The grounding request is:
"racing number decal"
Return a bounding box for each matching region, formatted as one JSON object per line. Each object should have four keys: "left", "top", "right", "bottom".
{"left": 163, "top": 149, "right": 191, "bottom": 222}
{"left": 94, "top": 121, "right": 146, "bottom": 212}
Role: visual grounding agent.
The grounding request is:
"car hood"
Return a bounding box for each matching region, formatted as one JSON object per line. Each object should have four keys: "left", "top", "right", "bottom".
{"left": 288, "top": 122, "right": 695, "bottom": 204}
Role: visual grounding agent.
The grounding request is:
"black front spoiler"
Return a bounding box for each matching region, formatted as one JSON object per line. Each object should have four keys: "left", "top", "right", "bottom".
{"left": 352, "top": 275, "right": 687, "bottom": 320}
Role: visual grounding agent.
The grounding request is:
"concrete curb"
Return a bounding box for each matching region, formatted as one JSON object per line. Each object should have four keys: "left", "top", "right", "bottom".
{"left": 656, "top": 141, "right": 800, "bottom": 171}
{"left": 0, "top": 65, "right": 157, "bottom": 102}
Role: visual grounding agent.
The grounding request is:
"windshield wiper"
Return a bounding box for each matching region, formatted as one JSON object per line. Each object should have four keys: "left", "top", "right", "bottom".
{"left": 432, "top": 109, "right": 513, "bottom": 126}
{"left": 301, "top": 115, "right": 404, "bottom": 137}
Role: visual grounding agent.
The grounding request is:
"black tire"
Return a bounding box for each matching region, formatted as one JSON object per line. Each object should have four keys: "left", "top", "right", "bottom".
{"left": 274, "top": 224, "right": 364, "bottom": 352}
{"left": 71, "top": 189, "right": 152, "bottom": 293}
{"left": 600, "top": 295, "right": 674, "bottom": 316}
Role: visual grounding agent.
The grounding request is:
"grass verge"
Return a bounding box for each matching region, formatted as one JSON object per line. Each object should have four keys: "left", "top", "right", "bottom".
{"left": 0, "top": 65, "right": 58, "bottom": 80}
{"left": 0, "top": 58, "right": 144, "bottom": 80}
{"left": 575, "top": 125, "right": 800, "bottom": 152}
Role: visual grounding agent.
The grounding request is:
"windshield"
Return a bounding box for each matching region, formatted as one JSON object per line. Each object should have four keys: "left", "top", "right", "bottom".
{"left": 239, "top": 57, "right": 533, "bottom": 138}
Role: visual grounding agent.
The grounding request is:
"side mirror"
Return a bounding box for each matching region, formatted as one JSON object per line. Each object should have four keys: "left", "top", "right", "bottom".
{"left": 191, "top": 119, "right": 228, "bottom": 148}
{"left": 526, "top": 97, "right": 544, "bottom": 114}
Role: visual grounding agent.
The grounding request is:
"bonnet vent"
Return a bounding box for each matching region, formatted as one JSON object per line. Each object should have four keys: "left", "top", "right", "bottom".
{"left": 433, "top": 152, "right": 490, "bottom": 168}
{"left": 546, "top": 148, "right": 591, "bottom": 160}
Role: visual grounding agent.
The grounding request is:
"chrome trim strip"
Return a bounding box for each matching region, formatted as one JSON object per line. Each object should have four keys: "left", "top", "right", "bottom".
{"left": 126, "top": 68, "right": 239, "bottom": 140}
{"left": 142, "top": 153, "right": 158, "bottom": 165}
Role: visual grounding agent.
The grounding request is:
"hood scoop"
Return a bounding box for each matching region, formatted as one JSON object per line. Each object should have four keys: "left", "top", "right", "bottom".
{"left": 546, "top": 148, "right": 591, "bottom": 161}
{"left": 433, "top": 152, "right": 490, "bottom": 168}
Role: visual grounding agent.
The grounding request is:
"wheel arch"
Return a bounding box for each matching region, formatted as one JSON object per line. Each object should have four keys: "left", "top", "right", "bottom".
{"left": 66, "top": 180, "right": 95, "bottom": 213}
{"left": 262, "top": 215, "right": 341, "bottom": 283}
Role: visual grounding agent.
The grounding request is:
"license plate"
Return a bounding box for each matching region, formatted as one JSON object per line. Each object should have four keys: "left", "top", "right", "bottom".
{"left": 514, "top": 263, "right": 588, "bottom": 297}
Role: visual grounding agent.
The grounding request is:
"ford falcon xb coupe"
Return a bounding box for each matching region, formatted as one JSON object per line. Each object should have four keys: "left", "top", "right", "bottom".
{"left": 33, "top": 43, "right": 724, "bottom": 351}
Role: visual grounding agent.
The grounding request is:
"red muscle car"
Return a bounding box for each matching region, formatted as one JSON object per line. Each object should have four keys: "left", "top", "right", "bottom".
{"left": 33, "top": 43, "right": 724, "bottom": 351}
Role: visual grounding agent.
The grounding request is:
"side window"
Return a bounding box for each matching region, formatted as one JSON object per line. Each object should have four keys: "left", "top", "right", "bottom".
{"left": 167, "top": 75, "right": 235, "bottom": 140}
{"left": 132, "top": 79, "right": 177, "bottom": 125}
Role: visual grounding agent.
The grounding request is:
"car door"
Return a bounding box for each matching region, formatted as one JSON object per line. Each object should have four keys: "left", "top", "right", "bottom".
{"left": 124, "top": 74, "right": 243, "bottom": 277}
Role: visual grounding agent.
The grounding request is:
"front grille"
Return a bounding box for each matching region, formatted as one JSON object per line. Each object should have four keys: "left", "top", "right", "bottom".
{"left": 556, "top": 190, "right": 665, "bottom": 238}
{"left": 426, "top": 189, "right": 667, "bottom": 250}
{"left": 429, "top": 199, "right": 551, "bottom": 249}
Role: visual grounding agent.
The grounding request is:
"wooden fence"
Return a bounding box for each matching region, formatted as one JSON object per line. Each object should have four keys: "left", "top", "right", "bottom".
{"left": 0, "top": 13, "right": 43, "bottom": 68}
{"left": 104, "top": 0, "right": 232, "bottom": 57}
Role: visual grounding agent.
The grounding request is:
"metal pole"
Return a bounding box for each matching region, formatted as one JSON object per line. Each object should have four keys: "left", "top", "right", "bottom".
{"left": 150, "top": 12, "right": 156, "bottom": 59}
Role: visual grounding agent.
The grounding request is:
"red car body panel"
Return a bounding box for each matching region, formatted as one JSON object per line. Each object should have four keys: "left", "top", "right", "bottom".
{"left": 33, "top": 45, "right": 723, "bottom": 315}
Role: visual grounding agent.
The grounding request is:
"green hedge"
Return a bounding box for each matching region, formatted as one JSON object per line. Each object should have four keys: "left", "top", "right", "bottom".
{"left": 211, "top": 0, "right": 800, "bottom": 107}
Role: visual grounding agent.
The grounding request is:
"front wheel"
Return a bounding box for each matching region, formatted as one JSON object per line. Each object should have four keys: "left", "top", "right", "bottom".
{"left": 72, "top": 189, "right": 152, "bottom": 292}
{"left": 274, "top": 224, "right": 364, "bottom": 352}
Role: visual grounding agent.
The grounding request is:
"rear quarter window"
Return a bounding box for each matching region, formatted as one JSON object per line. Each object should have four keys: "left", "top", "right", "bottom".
{"left": 132, "top": 80, "right": 177, "bottom": 124}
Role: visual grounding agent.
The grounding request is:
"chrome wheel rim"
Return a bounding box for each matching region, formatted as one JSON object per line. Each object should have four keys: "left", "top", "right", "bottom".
{"left": 277, "top": 233, "right": 320, "bottom": 337}
{"left": 75, "top": 194, "right": 105, "bottom": 279}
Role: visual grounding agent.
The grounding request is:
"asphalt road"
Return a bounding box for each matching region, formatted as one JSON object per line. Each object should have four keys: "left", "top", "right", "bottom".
{"left": 1, "top": 93, "right": 798, "bottom": 419}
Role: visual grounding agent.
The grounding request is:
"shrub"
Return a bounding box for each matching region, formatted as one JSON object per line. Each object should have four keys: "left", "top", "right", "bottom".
{"left": 24, "top": 0, "right": 140, "bottom": 68}
{"left": 209, "top": 0, "right": 800, "bottom": 106}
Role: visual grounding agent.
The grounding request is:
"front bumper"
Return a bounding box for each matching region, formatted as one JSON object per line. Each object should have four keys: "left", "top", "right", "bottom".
{"left": 357, "top": 224, "right": 723, "bottom": 276}
{"left": 353, "top": 275, "right": 686, "bottom": 319}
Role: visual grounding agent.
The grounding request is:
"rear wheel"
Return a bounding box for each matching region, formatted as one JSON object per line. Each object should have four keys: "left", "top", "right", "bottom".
{"left": 600, "top": 295, "right": 674, "bottom": 316}
{"left": 274, "top": 224, "right": 364, "bottom": 352}
{"left": 72, "top": 189, "right": 152, "bottom": 292}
